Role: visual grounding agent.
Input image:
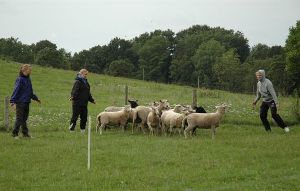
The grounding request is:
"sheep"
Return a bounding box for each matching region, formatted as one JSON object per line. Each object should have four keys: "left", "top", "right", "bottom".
{"left": 182, "top": 104, "right": 227, "bottom": 139}
{"left": 132, "top": 100, "right": 170, "bottom": 134}
{"left": 104, "top": 106, "right": 124, "bottom": 112}
{"left": 147, "top": 106, "right": 161, "bottom": 136}
{"left": 104, "top": 99, "right": 138, "bottom": 112}
{"left": 160, "top": 105, "right": 189, "bottom": 136}
{"left": 161, "top": 111, "right": 189, "bottom": 136}
{"left": 96, "top": 105, "right": 132, "bottom": 135}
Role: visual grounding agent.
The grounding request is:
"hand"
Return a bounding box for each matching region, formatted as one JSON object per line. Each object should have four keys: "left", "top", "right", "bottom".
{"left": 276, "top": 103, "right": 279, "bottom": 111}
{"left": 10, "top": 103, "right": 16, "bottom": 111}
{"left": 35, "top": 100, "right": 41, "bottom": 104}
{"left": 92, "top": 101, "right": 96, "bottom": 104}
{"left": 252, "top": 102, "right": 256, "bottom": 109}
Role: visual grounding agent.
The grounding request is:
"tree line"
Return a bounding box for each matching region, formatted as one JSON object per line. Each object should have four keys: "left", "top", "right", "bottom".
{"left": 1, "top": 22, "right": 299, "bottom": 95}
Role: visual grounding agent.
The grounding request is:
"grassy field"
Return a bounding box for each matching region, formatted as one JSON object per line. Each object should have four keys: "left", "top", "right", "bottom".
{"left": 0, "top": 59, "right": 300, "bottom": 191}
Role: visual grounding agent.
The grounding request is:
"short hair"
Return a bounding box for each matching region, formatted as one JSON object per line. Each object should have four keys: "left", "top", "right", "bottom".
{"left": 19, "top": 64, "right": 32, "bottom": 76}
{"left": 79, "top": 69, "right": 88, "bottom": 74}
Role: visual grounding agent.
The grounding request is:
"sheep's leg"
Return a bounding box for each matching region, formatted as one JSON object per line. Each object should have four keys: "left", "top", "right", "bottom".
{"left": 100, "top": 124, "right": 106, "bottom": 135}
{"left": 131, "top": 115, "right": 136, "bottom": 134}
{"left": 211, "top": 125, "right": 216, "bottom": 139}
{"left": 192, "top": 128, "right": 197, "bottom": 136}
{"left": 120, "top": 122, "right": 126, "bottom": 132}
{"left": 184, "top": 125, "right": 193, "bottom": 138}
{"left": 140, "top": 122, "right": 147, "bottom": 134}
{"left": 148, "top": 123, "right": 154, "bottom": 136}
{"left": 96, "top": 122, "right": 100, "bottom": 133}
{"left": 169, "top": 125, "right": 174, "bottom": 136}
{"left": 161, "top": 122, "right": 167, "bottom": 136}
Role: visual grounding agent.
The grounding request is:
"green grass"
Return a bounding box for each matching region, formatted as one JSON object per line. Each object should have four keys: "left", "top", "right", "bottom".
{"left": 0, "top": 59, "right": 300, "bottom": 191}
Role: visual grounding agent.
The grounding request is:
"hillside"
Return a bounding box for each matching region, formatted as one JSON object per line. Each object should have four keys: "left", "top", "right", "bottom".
{"left": 1, "top": 59, "right": 298, "bottom": 129}
{"left": 0, "top": 59, "right": 300, "bottom": 191}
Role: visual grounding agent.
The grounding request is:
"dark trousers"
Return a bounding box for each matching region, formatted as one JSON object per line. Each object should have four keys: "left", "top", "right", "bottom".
{"left": 12, "top": 103, "right": 30, "bottom": 136}
{"left": 70, "top": 105, "right": 88, "bottom": 130}
{"left": 260, "top": 101, "right": 287, "bottom": 131}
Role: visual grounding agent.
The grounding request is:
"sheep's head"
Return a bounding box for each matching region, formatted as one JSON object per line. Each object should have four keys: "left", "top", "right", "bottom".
{"left": 159, "top": 99, "right": 171, "bottom": 110}
{"left": 128, "top": 99, "right": 138, "bottom": 108}
{"left": 151, "top": 106, "right": 160, "bottom": 117}
{"left": 173, "top": 104, "right": 184, "bottom": 113}
{"left": 151, "top": 101, "right": 160, "bottom": 107}
{"left": 215, "top": 103, "right": 230, "bottom": 114}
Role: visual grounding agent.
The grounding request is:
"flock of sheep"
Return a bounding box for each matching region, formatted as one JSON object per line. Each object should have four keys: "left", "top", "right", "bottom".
{"left": 96, "top": 99, "right": 228, "bottom": 138}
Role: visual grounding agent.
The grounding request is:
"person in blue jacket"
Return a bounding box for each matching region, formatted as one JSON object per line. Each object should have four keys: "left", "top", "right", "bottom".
{"left": 10, "top": 64, "right": 41, "bottom": 138}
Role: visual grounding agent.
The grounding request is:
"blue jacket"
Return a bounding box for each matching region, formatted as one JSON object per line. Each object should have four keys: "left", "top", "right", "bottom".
{"left": 10, "top": 75, "right": 39, "bottom": 103}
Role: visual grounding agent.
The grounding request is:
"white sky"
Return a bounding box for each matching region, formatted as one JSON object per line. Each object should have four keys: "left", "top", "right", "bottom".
{"left": 0, "top": 0, "right": 299, "bottom": 53}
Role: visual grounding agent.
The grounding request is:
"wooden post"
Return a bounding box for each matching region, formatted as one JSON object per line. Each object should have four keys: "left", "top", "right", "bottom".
{"left": 124, "top": 85, "right": 128, "bottom": 105}
{"left": 192, "top": 89, "right": 197, "bottom": 108}
{"left": 197, "top": 76, "right": 200, "bottom": 89}
{"left": 4, "top": 96, "right": 10, "bottom": 131}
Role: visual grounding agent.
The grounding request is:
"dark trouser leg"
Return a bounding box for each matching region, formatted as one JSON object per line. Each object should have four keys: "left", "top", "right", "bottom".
{"left": 269, "top": 101, "right": 287, "bottom": 129}
{"left": 70, "top": 105, "right": 80, "bottom": 130}
{"left": 21, "top": 103, "right": 30, "bottom": 135}
{"left": 260, "top": 102, "right": 271, "bottom": 131}
{"left": 80, "top": 106, "right": 88, "bottom": 130}
{"left": 12, "top": 103, "right": 29, "bottom": 136}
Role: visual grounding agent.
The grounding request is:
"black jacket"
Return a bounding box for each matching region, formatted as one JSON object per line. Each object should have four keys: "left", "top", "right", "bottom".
{"left": 71, "top": 76, "right": 94, "bottom": 106}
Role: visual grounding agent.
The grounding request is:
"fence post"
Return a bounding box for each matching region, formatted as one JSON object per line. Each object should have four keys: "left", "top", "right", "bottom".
{"left": 124, "top": 85, "right": 128, "bottom": 105}
{"left": 192, "top": 89, "right": 197, "bottom": 108}
{"left": 4, "top": 96, "right": 10, "bottom": 131}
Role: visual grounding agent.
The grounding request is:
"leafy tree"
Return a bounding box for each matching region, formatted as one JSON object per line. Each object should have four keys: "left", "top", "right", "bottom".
{"left": 192, "top": 39, "right": 226, "bottom": 88}
{"left": 35, "top": 47, "right": 68, "bottom": 69}
{"left": 0, "top": 37, "right": 34, "bottom": 63}
{"left": 109, "top": 59, "right": 134, "bottom": 77}
{"left": 285, "top": 20, "right": 300, "bottom": 93}
{"left": 137, "top": 34, "right": 173, "bottom": 82}
{"left": 34, "top": 40, "right": 57, "bottom": 54}
{"left": 71, "top": 50, "right": 91, "bottom": 71}
{"left": 213, "top": 49, "right": 242, "bottom": 91}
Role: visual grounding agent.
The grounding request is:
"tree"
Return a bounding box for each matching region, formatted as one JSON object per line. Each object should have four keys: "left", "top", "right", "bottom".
{"left": 192, "top": 39, "right": 226, "bottom": 88}
{"left": 35, "top": 47, "right": 68, "bottom": 69}
{"left": 213, "top": 49, "right": 242, "bottom": 91}
{"left": 71, "top": 50, "right": 91, "bottom": 71}
{"left": 34, "top": 40, "right": 57, "bottom": 54}
{"left": 285, "top": 20, "right": 300, "bottom": 93}
{"left": 109, "top": 59, "right": 134, "bottom": 77}
{"left": 137, "top": 35, "right": 172, "bottom": 82}
{"left": 0, "top": 37, "right": 34, "bottom": 63}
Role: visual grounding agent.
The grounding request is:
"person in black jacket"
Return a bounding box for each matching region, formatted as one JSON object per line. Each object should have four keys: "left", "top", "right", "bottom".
{"left": 69, "top": 69, "right": 95, "bottom": 132}
{"left": 10, "top": 64, "right": 41, "bottom": 138}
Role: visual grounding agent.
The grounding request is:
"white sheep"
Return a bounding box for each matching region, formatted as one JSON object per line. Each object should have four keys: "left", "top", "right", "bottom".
{"left": 104, "top": 99, "right": 139, "bottom": 112}
{"left": 96, "top": 106, "right": 131, "bottom": 135}
{"left": 104, "top": 106, "right": 124, "bottom": 112}
{"left": 182, "top": 104, "right": 227, "bottom": 139}
{"left": 160, "top": 107, "right": 189, "bottom": 136}
{"left": 146, "top": 106, "right": 161, "bottom": 135}
{"left": 132, "top": 100, "right": 170, "bottom": 134}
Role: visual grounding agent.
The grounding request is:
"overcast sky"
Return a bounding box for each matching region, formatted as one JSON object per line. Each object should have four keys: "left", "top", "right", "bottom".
{"left": 0, "top": 0, "right": 299, "bottom": 53}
